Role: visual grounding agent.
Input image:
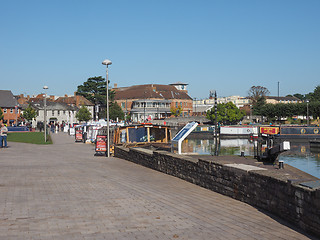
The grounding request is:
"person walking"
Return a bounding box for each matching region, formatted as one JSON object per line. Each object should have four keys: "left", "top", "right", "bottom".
{"left": 0, "top": 123, "right": 8, "bottom": 148}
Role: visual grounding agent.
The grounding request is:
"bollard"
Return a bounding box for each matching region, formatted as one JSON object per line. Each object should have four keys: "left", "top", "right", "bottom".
{"left": 279, "top": 160, "right": 284, "bottom": 169}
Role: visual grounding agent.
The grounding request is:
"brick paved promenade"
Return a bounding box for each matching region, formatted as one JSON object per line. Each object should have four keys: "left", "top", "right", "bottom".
{"left": 0, "top": 133, "right": 317, "bottom": 239}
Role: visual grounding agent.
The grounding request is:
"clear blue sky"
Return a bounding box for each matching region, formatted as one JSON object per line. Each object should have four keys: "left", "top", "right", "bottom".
{"left": 1, "top": 0, "right": 319, "bottom": 99}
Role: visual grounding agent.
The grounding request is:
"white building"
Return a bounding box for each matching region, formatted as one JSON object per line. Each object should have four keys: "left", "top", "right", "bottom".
{"left": 195, "top": 96, "right": 250, "bottom": 109}
{"left": 29, "top": 101, "right": 79, "bottom": 127}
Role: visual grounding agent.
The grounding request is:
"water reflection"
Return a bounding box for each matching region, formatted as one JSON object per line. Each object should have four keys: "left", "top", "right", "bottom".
{"left": 183, "top": 138, "right": 320, "bottom": 179}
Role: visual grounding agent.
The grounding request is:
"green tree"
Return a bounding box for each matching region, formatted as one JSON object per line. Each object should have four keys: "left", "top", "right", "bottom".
{"left": 310, "top": 85, "right": 320, "bottom": 102}
{"left": 0, "top": 108, "right": 3, "bottom": 120}
{"left": 22, "top": 104, "right": 37, "bottom": 122}
{"left": 170, "top": 105, "right": 182, "bottom": 117}
{"left": 76, "top": 105, "right": 92, "bottom": 123}
{"left": 77, "top": 76, "right": 116, "bottom": 119}
{"left": 109, "top": 102, "right": 124, "bottom": 120}
{"left": 260, "top": 104, "right": 276, "bottom": 121}
{"left": 206, "top": 102, "right": 245, "bottom": 125}
{"left": 293, "top": 93, "right": 304, "bottom": 100}
{"left": 252, "top": 96, "right": 267, "bottom": 116}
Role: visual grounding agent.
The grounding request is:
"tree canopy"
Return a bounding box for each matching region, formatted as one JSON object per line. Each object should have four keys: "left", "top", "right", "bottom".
{"left": 310, "top": 85, "right": 320, "bottom": 102}
{"left": 170, "top": 106, "right": 182, "bottom": 117}
{"left": 22, "top": 104, "right": 37, "bottom": 122}
{"left": 247, "top": 86, "right": 270, "bottom": 105}
{"left": 109, "top": 102, "right": 125, "bottom": 120}
{"left": 260, "top": 102, "right": 320, "bottom": 121}
{"left": 76, "top": 76, "right": 123, "bottom": 120}
{"left": 76, "top": 105, "right": 92, "bottom": 123}
{"left": 206, "top": 102, "right": 245, "bottom": 125}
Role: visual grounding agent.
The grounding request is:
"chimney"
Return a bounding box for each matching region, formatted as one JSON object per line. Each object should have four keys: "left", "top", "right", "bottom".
{"left": 114, "top": 83, "right": 118, "bottom": 89}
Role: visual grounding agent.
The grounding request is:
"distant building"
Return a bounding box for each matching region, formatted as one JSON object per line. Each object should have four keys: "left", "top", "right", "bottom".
{"left": 55, "top": 94, "right": 94, "bottom": 119}
{"left": 193, "top": 95, "right": 250, "bottom": 116}
{"left": 29, "top": 100, "right": 79, "bottom": 127}
{"left": 0, "top": 90, "right": 21, "bottom": 126}
{"left": 16, "top": 93, "right": 93, "bottom": 126}
{"left": 195, "top": 96, "right": 250, "bottom": 109}
{"left": 169, "top": 82, "right": 188, "bottom": 93}
{"left": 266, "top": 96, "right": 302, "bottom": 104}
{"left": 113, "top": 84, "right": 193, "bottom": 122}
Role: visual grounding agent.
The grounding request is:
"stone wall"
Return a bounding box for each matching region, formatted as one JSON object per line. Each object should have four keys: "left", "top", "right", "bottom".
{"left": 115, "top": 146, "right": 320, "bottom": 237}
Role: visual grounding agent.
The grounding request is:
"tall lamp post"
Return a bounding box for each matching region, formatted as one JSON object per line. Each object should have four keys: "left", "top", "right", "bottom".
{"left": 102, "top": 59, "right": 112, "bottom": 157}
{"left": 306, "top": 100, "right": 309, "bottom": 126}
{"left": 43, "top": 86, "right": 48, "bottom": 142}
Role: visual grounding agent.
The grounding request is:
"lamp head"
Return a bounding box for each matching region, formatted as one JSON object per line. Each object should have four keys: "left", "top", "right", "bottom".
{"left": 43, "top": 86, "right": 48, "bottom": 90}
{"left": 102, "top": 59, "right": 112, "bottom": 66}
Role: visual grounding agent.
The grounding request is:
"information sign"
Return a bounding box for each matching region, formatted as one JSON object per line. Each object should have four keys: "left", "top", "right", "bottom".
{"left": 95, "top": 135, "right": 107, "bottom": 152}
{"left": 75, "top": 129, "right": 83, "bottom": 142}
{"left": 171, "top": 122, "right": 198, "bottom": 154}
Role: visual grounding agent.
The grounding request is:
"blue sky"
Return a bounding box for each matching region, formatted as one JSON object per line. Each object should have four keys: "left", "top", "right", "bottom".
{"left": 1, "top": 0, "right": 319, "bottom": 99}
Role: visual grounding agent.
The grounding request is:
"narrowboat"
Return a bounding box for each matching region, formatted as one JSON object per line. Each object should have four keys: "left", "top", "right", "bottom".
{"left": 113, "top": 123, "right": 171, "bottom": 149}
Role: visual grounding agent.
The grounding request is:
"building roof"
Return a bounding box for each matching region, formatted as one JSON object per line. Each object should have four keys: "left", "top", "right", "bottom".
{"left": 193, "top": 105, "right": 213, "bottom": 113}
{"left": 169, "top": 82, "right": 188, "bottom": 86}
{"left": 0, "top": 90, "right": 19, "bottom": 108}
{"left": 114, "top": 84, "right": 192, "bottom": 101}
{"left": 55, "top": 95, "right": 94, "bottom": 106}
{"left": 30, "top": 101, "right": 78, "bottom": 111}
{"left": 266, "top": 96, "right": 301, "bottom": 101}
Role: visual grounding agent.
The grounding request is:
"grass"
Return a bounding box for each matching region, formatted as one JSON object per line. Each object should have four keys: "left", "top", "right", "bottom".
{"left": 7, "top": 132, "right": 53, "bottom": 145}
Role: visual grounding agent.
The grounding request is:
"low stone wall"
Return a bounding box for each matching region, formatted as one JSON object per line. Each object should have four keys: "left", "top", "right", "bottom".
{"left": 115, "top": 146, "right": 320, "bottom": 237}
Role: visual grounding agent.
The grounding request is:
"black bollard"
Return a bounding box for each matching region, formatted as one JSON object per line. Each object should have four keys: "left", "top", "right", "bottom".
{"left": 279, "top": 161, "right": 284, "bottom": 169}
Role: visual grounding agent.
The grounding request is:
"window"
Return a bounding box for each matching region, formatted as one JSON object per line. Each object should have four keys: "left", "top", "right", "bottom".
{"left": 58, "top": 110, "right": 60, "bottom": 116}
{"left": 10, "top": 109, "right": 13, "bottom": 113}
{"left": 3, "top": 108, "right": 7, "bottom": 113}
{"left": 52, "top": 110, "right": 54, "bottom": 116}
{"left": 176, "top": 102, "right": 178, "bottom": 108}
{"left": 121, "top": 102, "right": 125, "bottom": 108}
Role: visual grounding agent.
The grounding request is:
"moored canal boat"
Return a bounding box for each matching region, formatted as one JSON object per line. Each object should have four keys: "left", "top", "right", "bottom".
{"left": 275, "top": 126, "right": 320, "bottom": 139}
{"left": 113, "top": 123, "right": 171, "bottom": 150}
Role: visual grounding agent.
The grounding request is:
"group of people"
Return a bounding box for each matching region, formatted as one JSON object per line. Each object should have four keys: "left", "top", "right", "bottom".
{"left": 0, "top": 123, "right": 8, "bottom": 148}
{"left": 50, "top": 122, "right": 65, "bottom": 133}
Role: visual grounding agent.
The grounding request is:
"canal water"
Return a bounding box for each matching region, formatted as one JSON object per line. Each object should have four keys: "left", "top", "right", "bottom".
{"left": 182, "top": 138, "right": 320, "bottom": 179}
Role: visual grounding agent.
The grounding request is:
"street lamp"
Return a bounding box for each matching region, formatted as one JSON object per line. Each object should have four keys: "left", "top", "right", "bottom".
{"left": 306, "top": 100, "right": 309, "bottom": 126}
{"left": 43, "top": 86, "right": 48, "bottom": 142}
{"left": 102, "top": 59, "right": 112, "bottom": 157}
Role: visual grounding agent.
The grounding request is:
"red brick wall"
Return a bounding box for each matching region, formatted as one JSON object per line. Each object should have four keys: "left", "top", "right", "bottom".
{"left": 2, "top": 107, "right": 21, "bottom": 125}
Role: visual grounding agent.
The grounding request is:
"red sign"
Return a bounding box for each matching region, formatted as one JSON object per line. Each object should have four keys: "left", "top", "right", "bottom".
{"left": 96, "top": 135, "right": 107, "bottom": 152}
{"left": 75, "top": 130, "right": 83, "bottom": 141}
{"left": 260, "top": 127, "right": 279, "bottom": 135}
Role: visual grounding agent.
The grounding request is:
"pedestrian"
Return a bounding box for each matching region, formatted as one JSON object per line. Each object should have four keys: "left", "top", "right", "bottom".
{"left": 0, "top": 123, "right": 8, "bottom": 148}
{"left": 50, "top": 123, "right": 55, "bottom": 133}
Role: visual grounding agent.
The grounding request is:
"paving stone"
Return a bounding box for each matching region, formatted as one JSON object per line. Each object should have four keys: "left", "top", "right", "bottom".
{"left": 0, "top": 133, "right": 317, "bottom": 239}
